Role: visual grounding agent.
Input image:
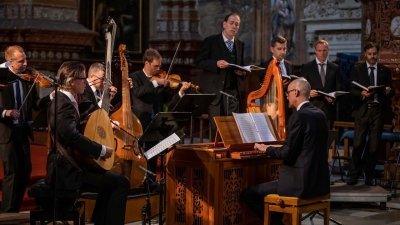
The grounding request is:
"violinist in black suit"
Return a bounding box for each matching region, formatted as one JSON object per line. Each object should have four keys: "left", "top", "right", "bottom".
{"left": 347, "top": 43, "right": 393, "bottom": 186}
{"left": 301, "top": 40, "right": 340, "bottom": 127}
{"left": 130, "top": 48, "right": 191, "bottom": 131}
{"left": 0, "top": 45, "right": 50, "bottom": 212}
{"left": 195, "top": 12, "right": 245, "bottom": 137}
{"left": 46, "top": 61, "right": 129, "bottom": 225}
{"left": 78, "top": 62, "right": 117, "bottom": 121}
{"left": 241, "top": 78, "right": 330, "bottom": 224}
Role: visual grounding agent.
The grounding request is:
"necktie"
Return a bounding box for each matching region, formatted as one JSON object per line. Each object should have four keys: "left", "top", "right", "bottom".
{"left": 280, "top": 60, "right": 287, "bottom": 75}
{"left": 72, "top": 100, "right": 79, "bottom": 115}
{"left": 226, "top": 39, "right": 233, "bottom": 52}
{"left": 369, "top": 66, "right": 378, "bottom": 103}
{"left": 15, "top": 80, "right": 23, "bottom": 124}
{"left": 319, "top": 63, "right": 326, "bottom": 87}
{"left": 369, "top": 67, "right": 375, "bottom": 86}
{"left": 95, "top": 89, "right": 101, "bottom": 102}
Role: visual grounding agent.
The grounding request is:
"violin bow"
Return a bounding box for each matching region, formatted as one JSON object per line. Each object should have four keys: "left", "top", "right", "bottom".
{"left": 18, "top": 73, "right": 41, "bottom": 111}
{"left": 165, "top": 40, "right": 181, "bottom": 80}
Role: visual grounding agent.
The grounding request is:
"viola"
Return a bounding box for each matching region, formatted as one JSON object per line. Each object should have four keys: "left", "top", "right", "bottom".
{"left": 153, "top": 69, "right": 199, "bottom": 90}
{"left": 19, "top": 67, "right": 54, "bottom": 88}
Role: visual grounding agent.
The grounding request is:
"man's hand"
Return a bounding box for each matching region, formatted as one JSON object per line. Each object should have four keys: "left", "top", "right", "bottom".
{"left": 361, "top": 90, "right": 373, "bottom": 97}
{"left": 310, "top": 89, "right": 319, "bottom": 98}
{"left": 153, "top": 77, "right": 168, "bottom": 86}
{"left": 100, "top": 147, "right": 113, "bottom": 160}
{"left": 109, "top": 86, "right": 117, "bottom": 99}
{"left": 179, "top": 82, "right": 191, "bottom": 95}
{"left": 111, "top": 120, "right": 120, "bottom": 130}
{"left": 324, "top": 96, "right": 335, "bottom": 103}
{"left": 128, "top": 77, "right": 133, "bottom": 88}
{"left": 216, "top": 60, "right": 230, "bottom": 69}
{"left": 254, "top": 143, "right": 268, "bottom": 152}
{"left": 6, "top": 109, "right": 20, "bottom": 119}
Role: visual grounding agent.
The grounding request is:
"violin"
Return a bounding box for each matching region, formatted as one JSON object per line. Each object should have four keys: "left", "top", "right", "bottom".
{"left": 19, "top": 67, "right": 54, "bottom": 88}
{"left": 153, "top": 70, "right": 199, "bottom": 90}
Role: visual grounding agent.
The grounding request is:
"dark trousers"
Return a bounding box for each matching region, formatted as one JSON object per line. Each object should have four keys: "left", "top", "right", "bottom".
{"left": 1, "top": 127, "right": 31, "bottom": 212}
{"left": 241, "top": 180, "right": 283, "bottom": 225}
{"left": 208, "top": 89, "right": 240, "bottom": 139}
{"left": 81, "top": 171, "right": 130, "bottom": 225}
{"left": 349, "top": 105, "right": 383, "bottom": 180}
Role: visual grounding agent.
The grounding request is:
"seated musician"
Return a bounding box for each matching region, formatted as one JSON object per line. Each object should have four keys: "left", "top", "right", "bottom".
{"left": 78, "top": 62, "right": 117, "bottom": 121}
{"left": 241, "top": 78, "right": 330, "bottom": 224}
{"left": 46, "top": 61, "right": 129, "bottom": 225}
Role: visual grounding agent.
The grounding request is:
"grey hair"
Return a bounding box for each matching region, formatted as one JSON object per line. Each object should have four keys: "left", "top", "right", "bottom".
{"left": 291, "top": 78, "right": 311, "bottom": 98}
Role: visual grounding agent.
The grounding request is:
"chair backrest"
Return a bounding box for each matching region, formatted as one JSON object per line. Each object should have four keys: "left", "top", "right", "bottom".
{"left": 328, "top": 130, "right": 338, "bottom": 151}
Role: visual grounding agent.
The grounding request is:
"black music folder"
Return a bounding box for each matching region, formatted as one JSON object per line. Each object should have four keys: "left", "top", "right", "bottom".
{"left": 171, "top": 94, "right": 216, "bottom": 117}
{"left": 139, "top": 112, "right": 190, "bottom": 143}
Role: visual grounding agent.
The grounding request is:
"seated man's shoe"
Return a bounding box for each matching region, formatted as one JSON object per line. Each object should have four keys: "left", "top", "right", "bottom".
{"left": 346, "top": 179, "right": 358, "bottom": 185}
{"left": 365, "top": 178, "right": 376, "bottom": 186}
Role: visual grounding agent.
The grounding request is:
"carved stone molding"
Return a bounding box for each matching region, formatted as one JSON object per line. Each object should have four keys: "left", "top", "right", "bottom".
{"left": 0, "top": 1, "right": 96, "bottom": 71}
{"left": 304, "top": 0, "right": 361, "bottom": 20}
{"left": 302, "top": 0, "right": 362, "bottom": 61}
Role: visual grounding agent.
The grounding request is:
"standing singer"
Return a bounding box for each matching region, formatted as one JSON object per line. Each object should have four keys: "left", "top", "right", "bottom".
{"left": 195, "top": 12, "right": 245, "bottom": 138}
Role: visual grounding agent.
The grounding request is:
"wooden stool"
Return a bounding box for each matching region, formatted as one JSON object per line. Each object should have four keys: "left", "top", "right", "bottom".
{"left": 264, "top": 194, "right": 330, "bottom": 225}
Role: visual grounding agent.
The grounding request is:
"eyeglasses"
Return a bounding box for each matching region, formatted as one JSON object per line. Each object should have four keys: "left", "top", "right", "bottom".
{"left": 286, "top": 89, "right": 297, "bottom": 95}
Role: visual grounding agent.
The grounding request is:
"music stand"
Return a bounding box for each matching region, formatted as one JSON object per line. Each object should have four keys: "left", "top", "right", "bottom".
{"left": 139, "top": 112, "right": 190, "bottom": 224}
{"left": 171, "top": 94, "right": 215, "bottom": 143}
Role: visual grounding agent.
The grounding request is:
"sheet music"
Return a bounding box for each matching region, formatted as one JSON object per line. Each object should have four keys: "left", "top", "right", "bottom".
{"left": 233, "top": 113, "right": 276, "bottom": 143}
{"left": 144, "top": 133, "right": 181, "bottom": 160}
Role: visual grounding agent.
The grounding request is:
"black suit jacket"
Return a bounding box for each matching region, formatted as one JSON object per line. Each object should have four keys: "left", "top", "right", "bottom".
{"left": 78, "top": 80, "right": 99, "bottom": 121}
{"left": 46, "top": 92, "right": 102, "bottom": 190}
{"left": 195, "top": 33, "right": 244, "bottom": 105}
{"left": 300, "top": 60, "right": 340, "bottom": 120}
{"left": 350, "top": 62, "right": 392, "bottom": 117}
{"left": 129, "top": 70, "right": 173, "bottom": 130}
{"left": 267, "top": 102, "right": 330, "bottom": 198}
{"left": 0, "top": 68, "right": 43, "bottom": 145}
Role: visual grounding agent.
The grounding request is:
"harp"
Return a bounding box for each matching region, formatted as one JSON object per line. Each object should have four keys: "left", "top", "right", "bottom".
{"left": 246, "top": 58, "right": 286, "bottom": 140}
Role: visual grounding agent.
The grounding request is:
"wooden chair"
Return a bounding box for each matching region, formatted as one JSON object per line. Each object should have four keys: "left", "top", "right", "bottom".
{"left": 264, "top": 194, "right": 330, "bottom": 225}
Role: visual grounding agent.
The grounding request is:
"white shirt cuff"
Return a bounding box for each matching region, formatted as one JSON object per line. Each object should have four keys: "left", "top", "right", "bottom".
{"left": 152, "top": 80, "right": 159, "bottom": 88}
{"left": 100, "top": 145, "right": 106, "bottom": 157}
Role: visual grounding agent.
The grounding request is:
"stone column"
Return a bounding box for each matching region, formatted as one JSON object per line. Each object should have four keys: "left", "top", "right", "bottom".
{"left": 149, "top": 0, "right": 202, "bottom": 70}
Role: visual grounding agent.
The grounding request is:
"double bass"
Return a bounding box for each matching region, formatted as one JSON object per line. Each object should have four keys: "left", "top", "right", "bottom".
{"left": 111, "top": 44, "right": 146, "bottom": 188}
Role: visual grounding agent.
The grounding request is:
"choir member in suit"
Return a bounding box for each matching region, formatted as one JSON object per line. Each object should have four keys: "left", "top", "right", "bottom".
{"left": 46, "top": 61, "right": 129, "bottom": 225}
{"left": 300, "top": 40, "right": 340, "bottom": 128}
{"left": 241, "top": 78, "right": 330, "bottom": 224}
{"left": 0, "top": 45, "right": 50, "bottom": 212}
{"left": 347, "top": 43, "right": 393, "bottom": 186}
{"left": 261, "top": 35, "right": 294, "bottom": 121}
{"left": 195, "top": 12, "right": 245, "bottom": 138}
